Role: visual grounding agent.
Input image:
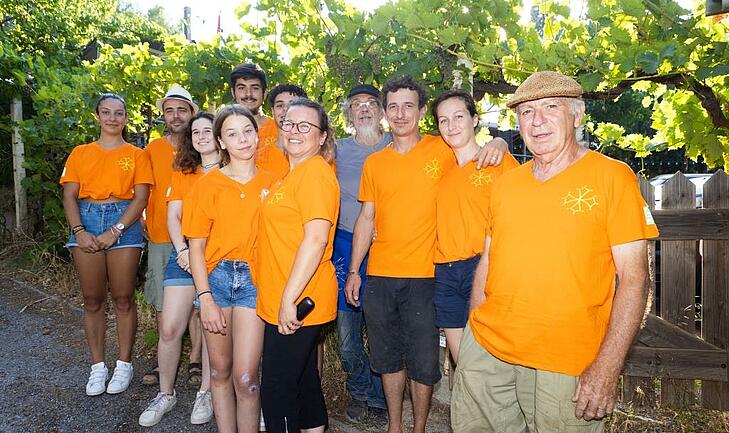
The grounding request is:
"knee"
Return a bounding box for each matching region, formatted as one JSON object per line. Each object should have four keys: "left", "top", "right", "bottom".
{"left": 159, "top": 323, "right": 182, "bottom": 343}
{"left": 209, "top": 363, "right": 231, "bottom": 385}
{"left": 233, "top": 371, "right": 260, "bottom": 398}
{"left": 111, "top": 294, "right": 134, "bottom": 313}
{"left": 83, "top": 297, "right": 105, "bottom": 314}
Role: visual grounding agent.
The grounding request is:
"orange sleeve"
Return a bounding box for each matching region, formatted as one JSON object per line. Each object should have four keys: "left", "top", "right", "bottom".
{"left": 134, "top": 149, "right": 154, "bottom": 185}
{"left": 182, "top": 180, "right": 212, "bottom": 239}
{"left": 296, "top": 164, "right": 339, "bottom": 224}
{"left": 167, "top": 171, "right": 184, "bottom": 202}
{"left": 59, "top": 147, "right": 81, "bottom": 184}
{"left": 606, "top": 164, "right": 659, "bottom": 245}
{"left": 358, "top": 157, "right": 375, "bottom": 202}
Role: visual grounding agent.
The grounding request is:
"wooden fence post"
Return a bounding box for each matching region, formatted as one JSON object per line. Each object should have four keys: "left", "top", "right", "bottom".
{"left": 11, "top": 97, "right": 27, "bottom": 231}
{"left": 701, "top": 170, "right": 729, "bottom": 410}
{"left": 624, "top": 177, "right": 658, "bottom": 407}
{"left": 660, "top": 173, "right": 698, "bottom": 407}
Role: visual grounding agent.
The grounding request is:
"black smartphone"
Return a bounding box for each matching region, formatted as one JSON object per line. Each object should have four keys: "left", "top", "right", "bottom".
{"left": 296, "top": 297, "right": 315, "bottom": 321}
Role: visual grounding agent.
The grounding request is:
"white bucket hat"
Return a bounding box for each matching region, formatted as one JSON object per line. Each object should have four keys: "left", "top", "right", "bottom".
{"left": 155, "top": 85, "right": 199, "bottom": 114}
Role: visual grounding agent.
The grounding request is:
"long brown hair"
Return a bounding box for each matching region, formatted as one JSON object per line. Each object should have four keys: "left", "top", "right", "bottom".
{"left": 287, "top": 98, "right": 336, "bottom": 163}
{"left": 174, "top": 111, "right": 216, "bottom": 174}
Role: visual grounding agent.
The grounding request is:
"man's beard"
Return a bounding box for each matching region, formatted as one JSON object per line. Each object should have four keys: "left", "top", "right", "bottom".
{"left": 355, "top": 122, "right": 382, "bottom": 143}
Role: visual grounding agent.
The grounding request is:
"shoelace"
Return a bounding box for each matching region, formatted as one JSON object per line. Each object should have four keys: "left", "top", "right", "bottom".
{"left": 148, "top": 393, "right": 172, "bottom": 411}
{"left": 194, "top": 392, "right": 210, "bottom": 410}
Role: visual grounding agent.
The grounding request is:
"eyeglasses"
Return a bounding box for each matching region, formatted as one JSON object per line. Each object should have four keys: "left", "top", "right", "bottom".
{"left": 350, "top": 100, "right": 379, "bottom": 110}
{"left": 280, "top": 120, "right": 323, "bottom": 134}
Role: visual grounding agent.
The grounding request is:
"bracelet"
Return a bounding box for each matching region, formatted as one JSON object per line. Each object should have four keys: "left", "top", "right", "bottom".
{"left": 347, "top": 270, "right": 359, "bottom": 276}
{"left": 72, "top": 225, "right": 86, "bottom": 235}
{"left": 110, "top": 226, "right": 122, "bottom": 237}
{"left": 196, "top": 290, "right": 212, "bottom": 300}
{"left": 176, "top": 246, "right": 189, "bottom": 256}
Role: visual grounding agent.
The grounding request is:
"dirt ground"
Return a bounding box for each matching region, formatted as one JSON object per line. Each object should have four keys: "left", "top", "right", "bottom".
{"left": 1, "top": 255, "right": 728, "bottom": 433}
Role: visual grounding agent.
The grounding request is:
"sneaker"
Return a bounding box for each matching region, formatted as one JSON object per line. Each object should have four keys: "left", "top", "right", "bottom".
{"left": 367, "top": 406, "right": 389, "bottom": 429}
{"left": 190, "top": 390, "right": 213, "bottom": 425}
{"left": 259, "top": 409, "right": 266, "bottom": 431}
{"left": 85, "top": 362, "right": 108, "bottom": 396}
{"left": 139, "top": 392, "right": 177, "bottom": 427}
{"left": 106, "top": 360, "right": 133, "bottom": 394}
{"left": 345, "top": 398, "right": 368, "bottom": 422}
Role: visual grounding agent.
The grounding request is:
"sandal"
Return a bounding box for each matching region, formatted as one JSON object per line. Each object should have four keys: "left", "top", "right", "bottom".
{"left": 141, "top": 366, "right": 159, "bottom": 385}
{"left": 187, "top": 362, "right": 202, "bottom": 386}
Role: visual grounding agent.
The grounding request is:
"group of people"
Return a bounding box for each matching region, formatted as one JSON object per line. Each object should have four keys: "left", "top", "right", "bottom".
{"left": 60, "top": 62, "right": 658, "bottom": 433}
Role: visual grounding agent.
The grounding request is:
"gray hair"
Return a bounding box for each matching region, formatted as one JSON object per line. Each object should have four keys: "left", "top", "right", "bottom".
{"left": 514, "top": 97, "right": 586, "bottom": 146}
{"left": 341, "top": 95, "right": 385, "bottom": 133}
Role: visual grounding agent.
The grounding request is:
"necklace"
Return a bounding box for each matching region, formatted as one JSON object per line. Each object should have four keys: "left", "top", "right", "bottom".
{"left": 202, "top": 159, "right": 221, "bottom": 170}
{"left": 221, "top": 167, "right": 255, "bottom": 199}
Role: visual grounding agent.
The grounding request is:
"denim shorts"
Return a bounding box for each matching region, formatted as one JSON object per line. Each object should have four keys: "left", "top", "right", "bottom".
{"left": 193, "top": 259, "right": 257, "bottom": 309}
{"left": 434, "top": 255, "right": 480, "bottom": 328}
{"left": 65, "top": 200, "right": 144, "bottom": 250}
{"left": 163, "top": 247, "right": 194, "bottom": 287}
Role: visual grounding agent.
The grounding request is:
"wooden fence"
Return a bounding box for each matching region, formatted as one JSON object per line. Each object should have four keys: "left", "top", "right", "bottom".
{"left": 621, "top": 170, "right": 729, "bottom": 410}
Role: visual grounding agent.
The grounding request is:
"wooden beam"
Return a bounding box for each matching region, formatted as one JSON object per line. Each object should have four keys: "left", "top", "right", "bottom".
{"left": 636, "top": 314, "right": 720, "bottom": 351}
{"left": 624, "top": 347, "right": 729, "bottom": 382}
{"left": 660, "top": 173, "right": 697, "bottom": 407}
{"left": 653, "top": 209, "right": 729, "bottom": 240}
{"left": 701, "top": 170, "right": 729, "bottom": 410}
{"left": 11, "top": 97, "right": 27, "bottom": 231}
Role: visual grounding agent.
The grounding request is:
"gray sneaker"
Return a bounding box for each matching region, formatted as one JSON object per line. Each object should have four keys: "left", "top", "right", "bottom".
{"left": 139, "top": 392, "right": 177, "bottom": 427}
{"left": 345, "top": 398, "right": 368, "bottom": 423}
{"left": 190, "top": 390, "right": 213, "bottom": 425}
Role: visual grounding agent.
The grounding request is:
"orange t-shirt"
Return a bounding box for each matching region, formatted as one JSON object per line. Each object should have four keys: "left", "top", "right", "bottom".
{"left": 182, "top": 168, "right": 278, "bottom": 274}
{"left": 145, "top": 137, "right": 176, "bottom": 243}
{"left": 166, "top": 168, "right": 203, "bottom": 204}
{"left": 256, "top": 155, "right": 340, "bottom": 326}
{"left": 469, "top": 151, "right": 659, "bottom": 376}
{"left": 359, "top": 135, "right": 456, "bottom": 278}
{"left": 435, "top": 153, "right": 520, "bottom": 263}
{"left": 59, "top": 142, "right": 153, "bottom": 199}
{"left": 257, "top": 118, "right": 290, "bottom": 180}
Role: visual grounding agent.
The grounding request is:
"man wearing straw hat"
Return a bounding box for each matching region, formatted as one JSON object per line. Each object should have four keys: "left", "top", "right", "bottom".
{"left": 141, "top": 85, "right": 200, "bottom": 386}
{"left": 451, "top": 71, "right": 659, "bottom": 432}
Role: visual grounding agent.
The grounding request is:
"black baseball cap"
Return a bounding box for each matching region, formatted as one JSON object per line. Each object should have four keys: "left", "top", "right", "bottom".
{"left": 348, "top": 84, "right": 381, "bottom": 99}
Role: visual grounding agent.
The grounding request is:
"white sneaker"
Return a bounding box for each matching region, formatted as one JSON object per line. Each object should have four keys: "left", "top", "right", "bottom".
{"left": 190, "top": 390, "right": 213, "bottom": 425}
{"left": 139, "top": 392, "right": 177, "bottom": 427}
{"left": 85, "top": 362, "right": 108, "bottom": 396}
{"left": 106, "top": 360, "right": 133, "bottom": 394}
{"left": 259, "top": 409, "right": 266, "bottom": 431}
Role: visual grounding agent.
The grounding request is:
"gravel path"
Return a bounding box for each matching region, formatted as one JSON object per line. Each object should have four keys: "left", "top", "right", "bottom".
{"left": 0, "top": 277, "right": 451, "bottom": 433}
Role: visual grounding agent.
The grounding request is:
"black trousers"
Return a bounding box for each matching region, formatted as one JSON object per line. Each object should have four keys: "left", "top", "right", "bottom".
{"left": 261, "top": 323, "right": 327, "bottom": 432}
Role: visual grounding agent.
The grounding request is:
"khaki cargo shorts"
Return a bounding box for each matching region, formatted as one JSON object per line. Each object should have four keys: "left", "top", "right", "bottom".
{"left": 451, "top": 325, "right": 605, "bottom": 433}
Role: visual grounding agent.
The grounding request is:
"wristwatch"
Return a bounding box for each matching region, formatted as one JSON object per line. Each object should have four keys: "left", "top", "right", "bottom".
{"left": 113, "top": 222, "right": 126, "bottom": 233}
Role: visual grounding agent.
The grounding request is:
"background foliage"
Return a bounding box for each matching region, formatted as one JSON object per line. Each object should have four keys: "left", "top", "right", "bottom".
{"left": 1, "top": 0, "right": 727, "bottom": 248}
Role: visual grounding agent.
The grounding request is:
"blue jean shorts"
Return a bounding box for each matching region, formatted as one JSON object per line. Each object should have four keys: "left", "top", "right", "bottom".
{"left": 193, "top": 259, "right": 257, "bottom": 309}
{"left": 434, "top": 255, "right": 480, "bottom": 328}
{"left": 65, "top": 200, "right": 144, "bottom": 250}
{"left": 163, "top": 247, "right": 194, "bottom": 287}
